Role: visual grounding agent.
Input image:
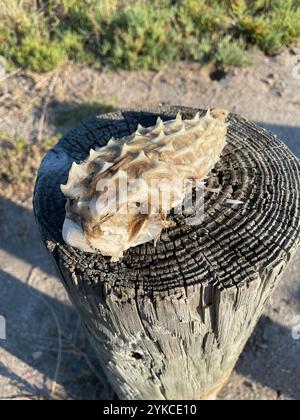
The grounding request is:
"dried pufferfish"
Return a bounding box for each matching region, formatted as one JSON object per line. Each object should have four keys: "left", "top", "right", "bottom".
{"left": 61, "top": 109, "right": 229, "bottom": 261}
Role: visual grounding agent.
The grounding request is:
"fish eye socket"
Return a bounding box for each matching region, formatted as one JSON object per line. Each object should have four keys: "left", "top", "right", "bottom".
{"left": 67, "top": 198, "right": 76, "bottom": 206}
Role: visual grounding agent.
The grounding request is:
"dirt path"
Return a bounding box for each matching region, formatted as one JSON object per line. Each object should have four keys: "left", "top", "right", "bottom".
{"left": 0, "top": 45, "right": 300, "bottom": 400}
{"left": 1, "top": 46, "right": 300, "bottom": 154}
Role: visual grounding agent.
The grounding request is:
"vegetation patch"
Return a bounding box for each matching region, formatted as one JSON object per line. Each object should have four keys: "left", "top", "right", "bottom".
{"left": 1, "top": 1, "right": 300, "bottom": 73}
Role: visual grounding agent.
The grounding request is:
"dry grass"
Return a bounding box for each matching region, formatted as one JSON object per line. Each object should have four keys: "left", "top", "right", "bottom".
{"left": 0, "top": 133, "right": 60, "bottom": 201}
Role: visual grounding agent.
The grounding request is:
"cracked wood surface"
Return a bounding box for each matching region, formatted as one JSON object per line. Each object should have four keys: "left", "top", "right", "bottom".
{"left": 34, "top": 106, "right": 300, "bottom": 399}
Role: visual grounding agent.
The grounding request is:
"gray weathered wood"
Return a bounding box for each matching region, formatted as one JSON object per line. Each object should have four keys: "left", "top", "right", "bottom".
{"left": 34, "top": 106, "right": 300, "bottom": 400}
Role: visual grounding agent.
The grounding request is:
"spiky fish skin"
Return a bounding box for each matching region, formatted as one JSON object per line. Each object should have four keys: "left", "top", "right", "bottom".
{"left": 61, "top": 110, "right": 229, "bottom": 261}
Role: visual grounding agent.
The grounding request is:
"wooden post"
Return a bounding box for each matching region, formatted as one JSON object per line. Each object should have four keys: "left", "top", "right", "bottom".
{"left": 34, "top": 106, "right": 300, "bottom": 400}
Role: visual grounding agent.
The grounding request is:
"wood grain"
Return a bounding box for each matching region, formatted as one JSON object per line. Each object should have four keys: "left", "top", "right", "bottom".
{"left": 34, "top": 106, "right": 300, "bottom": 399}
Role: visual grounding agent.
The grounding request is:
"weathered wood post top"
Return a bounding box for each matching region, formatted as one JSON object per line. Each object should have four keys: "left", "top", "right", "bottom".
{"left": 34, "top": 106, "right": 300, "bottom": 400}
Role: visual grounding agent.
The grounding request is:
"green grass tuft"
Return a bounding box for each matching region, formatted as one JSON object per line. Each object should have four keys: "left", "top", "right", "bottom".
{"left": 215, "top": 37, "right": 254, "bottom": 67}
{"left": 1, "top": 0, "right": 300, "bottom": 73}
{"left": 234, "top": 0, "right": 300, "bottom": 55}
{"left": 99, "top": 1, "right": 179, "bottom": 70}
{"left": 13, "top": 36, "right": 67, "bottom": 73}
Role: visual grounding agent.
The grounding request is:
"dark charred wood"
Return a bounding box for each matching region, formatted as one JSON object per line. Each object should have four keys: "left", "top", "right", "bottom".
{"left": 34, "top": 106, "right": 300, "bottom": 399}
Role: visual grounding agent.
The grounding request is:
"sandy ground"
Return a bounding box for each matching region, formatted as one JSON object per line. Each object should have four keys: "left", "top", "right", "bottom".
{"left": 0, "top": 45, "right": 300, "bottom": 400}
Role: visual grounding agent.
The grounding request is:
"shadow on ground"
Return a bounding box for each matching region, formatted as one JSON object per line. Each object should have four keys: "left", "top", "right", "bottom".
{"left": 258, "top": 122, "right": 300, "bottom": 157}
{"left": 51, "top": 100, "right": 115, "bottom": 137}
{"left": 235, "top": 315, "right": 300, "bottom": 399}
{"left": 0, "top": 196, "right": 109, "bottom": 400}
